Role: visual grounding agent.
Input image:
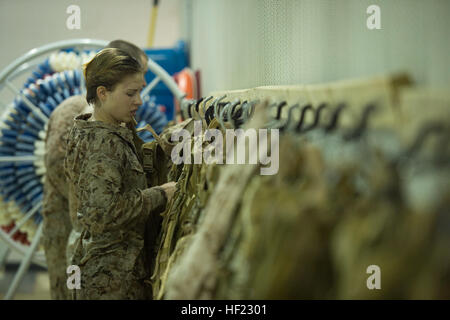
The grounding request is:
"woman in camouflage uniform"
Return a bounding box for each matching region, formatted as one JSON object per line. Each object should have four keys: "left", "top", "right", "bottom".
{"left": 42, "top": 40, "right": 152, "bottom": 300}
{"left": 64, "top": 48, "right": 176, "bottom": 299}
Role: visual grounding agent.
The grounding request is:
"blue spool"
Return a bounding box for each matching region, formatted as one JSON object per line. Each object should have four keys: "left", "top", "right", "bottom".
{"left": 25, "top": 116, "right": 43, "bottom": 132}
{"left": 4, "top": 120, "right": 21, "bottom": 131}
{"left": 0, "top": 176, "right": 16, "bottom": 185}
{"left": 48, "top": 77, "right": 59, "bottom": 93}
{"left": 34, "top": 214, "right": 43, "bottom": 224}
{"left": 23, "top": 91, "right": 38, "bottom": 105}
{"left": 15, "top": 194, "right": 27, "bottom": 207}
{"left": 8, "top": 111, "right": 23, "bottom": 122}
{"left": 22, "top": 179, "right": 40, "bottom": 194}
{"left": 56, "top": 73, "right": 66, "bottom": 91}
{"left": 38, "top": 59, "right": 51, "bottom": 74}
{"left": 17, "top": 134, "right": 37, "bottom": 144}
{"left": 0, "top": 168, "right": 15, "bottom": 177}
{"left": 31, "top": 111, "right": 46, "bottom": 125}
{"left": 20, "top": 203, "right": 32, "bottom": 214}
{"left": 27, "top": 185, "right": 42, "bottom": 201}
{"left": 17, "top": 173, "right": 37, "bottom": 186}
{"left": 31, "top": 194, "right": 43, "bottom": 208}
{"left": 1, "top": 136, "right": 17, "bottom": 145}
{"left": 15, "top": 151, "right": 34, "bottom": 156}
{"left": 15, "top": 100, "right": 31, "bottom": 115}
{"left": 29, "top": 84, "right": 45, "bottom": 102}
{"left": 0, "top": 145, "right": 15, "bottom": 154}
{"left": 8, "top": 188, "right": 23, "bottom": 202}
{"left": 1, "top": 129, "right": 18, "bottom": 137}
{"left": 39, "top": 102, "right": 52, "bottom": 117}
{"left": 26, "top": 121, "right": 43, "bottom": 133}
{"left": 53, "top": 91, "right": 64, "bottom": 104}
{"left": 62, "top": 88, "right": 71, "bottom": 99}
{"left": 20, "top": 125, "right": 39, "bottom": 138}
{"left": 65, "top": 70, "right": 75, "bottom": 89}
{"left": 16, "top": 143, "right": 35, "bottom": 153}
{"left": 73, "top": 69, "right": 81, "bottom": 87}
{"left": 46, "top": 96, "right": 58, "bottom": 110}
{"left": 32, "top": 71, "right": 42, "bottom": 80}
{"left": 40, "top": 79, "right": 53, "bottom": 96}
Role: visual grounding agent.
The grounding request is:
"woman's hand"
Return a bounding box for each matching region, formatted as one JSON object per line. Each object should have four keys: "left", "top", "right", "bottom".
{"left": 160, "top": 181, "right": 177, "bottom": 202}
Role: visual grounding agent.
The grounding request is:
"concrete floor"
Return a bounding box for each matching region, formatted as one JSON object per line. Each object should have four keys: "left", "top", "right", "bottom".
{"left": 0, "top": 268, "right": 51, "bottom": 300}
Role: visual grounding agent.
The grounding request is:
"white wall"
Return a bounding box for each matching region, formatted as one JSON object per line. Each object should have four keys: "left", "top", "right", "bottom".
{"left": 1, "top": 0, "right": 449, "bottom": 104}
{"left": 0, "top": 0, "right": 182, "bottom": 71}
{"left": 188, "top": 0, "right": 450, "bottom": 95}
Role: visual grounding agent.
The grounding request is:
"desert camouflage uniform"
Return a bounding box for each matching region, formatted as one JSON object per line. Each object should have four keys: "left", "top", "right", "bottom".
{"left": 64, "top": 113, "right": 167, "bottom": 300}
{"left": 42, "top": 95, "right": 89, "bottom": 300}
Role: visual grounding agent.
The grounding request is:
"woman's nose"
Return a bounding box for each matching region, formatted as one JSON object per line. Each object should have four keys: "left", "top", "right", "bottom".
{"left": 136, "top": 95, "right": 143, "bottom": 106}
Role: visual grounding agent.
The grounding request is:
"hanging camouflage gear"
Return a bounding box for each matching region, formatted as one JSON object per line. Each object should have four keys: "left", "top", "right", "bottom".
{"left": 147, "top": 98, "right": 450, "bottom": 300}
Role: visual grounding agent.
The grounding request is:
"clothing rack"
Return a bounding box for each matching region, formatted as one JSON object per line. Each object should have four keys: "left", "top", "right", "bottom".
{"left": 176, "top": 73, "right": 449, "bottom": 164}
{"left": 149, "top": 73, "right": 450, "bottom": 300}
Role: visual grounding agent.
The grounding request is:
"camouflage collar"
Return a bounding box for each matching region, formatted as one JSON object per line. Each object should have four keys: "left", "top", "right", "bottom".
{"left": 74, "top": 113, "right": 135, "bottom": 146}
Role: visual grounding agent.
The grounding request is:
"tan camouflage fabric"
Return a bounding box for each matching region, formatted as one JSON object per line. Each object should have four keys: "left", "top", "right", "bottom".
{"left": 165, "top": 134, "right": 449, "bottom": 299}
{"left": 41, "top": 178, "right": 73, "bottom": 300}
{"left": 146, "top": 100, "right": 450, "bottom": 300}
{"left": 64, "top": 113, "right": 167, "bottom": 300}
{"left": 42, "top": 95, "right": 89, "bottom": 300}
{"left": 150, "top": 116, "right": 240, "bottom": 299}
{"left": 139, "top": 119, "right": 195, "bottom": 277}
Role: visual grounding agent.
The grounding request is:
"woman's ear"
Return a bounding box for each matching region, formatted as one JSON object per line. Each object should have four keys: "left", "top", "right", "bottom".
{"left": 96, "top": 86, "right": 108, "bottom": 103}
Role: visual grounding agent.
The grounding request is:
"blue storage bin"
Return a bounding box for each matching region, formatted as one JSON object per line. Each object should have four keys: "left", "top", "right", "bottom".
{"left": 143, "top": 40, "right": 189, "bottom": 121}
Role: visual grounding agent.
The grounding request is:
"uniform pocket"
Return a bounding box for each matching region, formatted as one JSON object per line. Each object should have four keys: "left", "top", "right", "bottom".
{"left": 142, "top": 142, "right": 158, "bottom": 173}
{"left": 129, "top": 156, "right": 145, "bottom": 174}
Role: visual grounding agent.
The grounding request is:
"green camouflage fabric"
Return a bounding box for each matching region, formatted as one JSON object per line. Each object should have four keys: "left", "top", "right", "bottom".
{"left": 42, "top": 95, "right": 89, "bottom": 300}
{"left": 64, "top": 113, "right": 167, "bottom": 300}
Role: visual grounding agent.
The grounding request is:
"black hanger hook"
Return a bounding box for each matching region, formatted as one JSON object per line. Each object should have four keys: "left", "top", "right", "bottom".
{"left": 303, "top": 103, "right": 328, "bottom": 132}
{"left": 274, "top": 101, "right": 287, "bottom": 120}
{"left": 343, "top": 103, "right": 377, "bottom": 141}
{"left": 324, "top": 103, "right": 347, "bottom": 132}
{"left": 295, "top": 104, "right": 313, "bottom": 132}
{"left": 231, "top": 100, "right": 247, "bottom": 128}
{"left": 280, "top": 103, "right": 300, "bottom": 132}
{"left": 403, "top": 122, "right": 446, "bottom": 159}
{"left": 194, "top": 97, "right": 204, "bottom": 114}
{"left": 186, "top": 100, "right": 196, "bottom": 119}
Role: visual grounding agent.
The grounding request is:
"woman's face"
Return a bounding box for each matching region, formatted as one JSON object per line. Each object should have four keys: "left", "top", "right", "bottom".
{"left": 101, "top": 72, "right": 146, "bottom": 124}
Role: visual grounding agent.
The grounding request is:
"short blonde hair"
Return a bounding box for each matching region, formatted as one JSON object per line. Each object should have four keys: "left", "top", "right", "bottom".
{"left": 83, "top": 48, "right": 142, "bottom": 105}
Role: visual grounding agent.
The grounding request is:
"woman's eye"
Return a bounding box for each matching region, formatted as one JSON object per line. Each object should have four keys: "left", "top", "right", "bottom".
{"left": 127, "top": 93, "right": 134, "bottom": 97}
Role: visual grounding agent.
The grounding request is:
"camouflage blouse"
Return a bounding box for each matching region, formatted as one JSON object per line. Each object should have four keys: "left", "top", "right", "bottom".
{"left": 64, "top": 113, "right": 167, "bottom": 297}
